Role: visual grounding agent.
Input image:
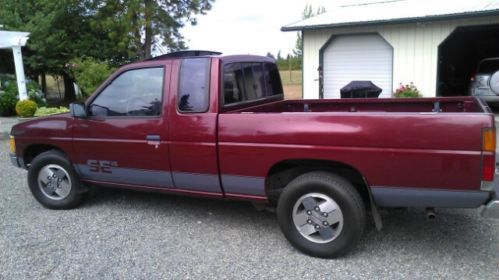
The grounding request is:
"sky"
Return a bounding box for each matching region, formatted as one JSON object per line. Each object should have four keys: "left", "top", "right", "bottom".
{"left": 181, "top": 0, "right": 336, "bottom": 57}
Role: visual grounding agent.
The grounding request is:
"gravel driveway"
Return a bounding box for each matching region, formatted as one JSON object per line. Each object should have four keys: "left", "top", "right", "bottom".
{"left": 1, "top": 120, "right": 498, "bottom": 279}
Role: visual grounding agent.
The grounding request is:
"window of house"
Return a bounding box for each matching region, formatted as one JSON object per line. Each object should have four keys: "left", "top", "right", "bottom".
{"left": 178, "top": 58, "right": 211, "bottom": 112}
{"left": 89, "top": 67, "right": 164, "bottom": 117}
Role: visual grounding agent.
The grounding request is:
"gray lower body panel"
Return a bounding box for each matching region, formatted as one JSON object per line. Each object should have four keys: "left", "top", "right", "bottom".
{"left": 371, "top": 186, "right": 491, "bottom": 208}
{"left": 221, "top": 175, "right": 265, "bottom": 196}
{"left": 75, "top": 164, "right": 173, "bottom": 188}
{"left": 172, "top": 172, "right": 221, "bottom": 193}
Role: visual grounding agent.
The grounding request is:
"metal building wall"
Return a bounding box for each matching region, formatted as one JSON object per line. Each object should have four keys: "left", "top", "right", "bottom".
{"left": 302, "top": 16, "right": 499, "bottom": 99}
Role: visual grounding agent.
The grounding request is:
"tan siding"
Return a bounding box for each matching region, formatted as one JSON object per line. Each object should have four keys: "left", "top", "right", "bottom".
{"left": 302, "top": 15, "right": 499, "bottom": 99}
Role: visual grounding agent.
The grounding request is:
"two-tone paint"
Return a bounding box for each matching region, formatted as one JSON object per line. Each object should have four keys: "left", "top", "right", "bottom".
{"left": 9, "top": 54, "right": 498, "bottom": 212}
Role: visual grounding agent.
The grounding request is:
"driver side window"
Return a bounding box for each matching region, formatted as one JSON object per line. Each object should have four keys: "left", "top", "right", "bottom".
{"left": 89, "top": 67, "right": 164, "bottom": 117}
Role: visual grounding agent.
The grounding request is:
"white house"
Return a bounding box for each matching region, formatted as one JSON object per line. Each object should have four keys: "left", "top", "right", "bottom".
{"left": 281, "top": 0, "right": 499, "bottom": 99}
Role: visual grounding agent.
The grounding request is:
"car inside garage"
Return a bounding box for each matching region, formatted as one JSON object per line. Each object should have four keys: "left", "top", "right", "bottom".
{"left": 437, "top": 24, "right": 499, "bottom": 98}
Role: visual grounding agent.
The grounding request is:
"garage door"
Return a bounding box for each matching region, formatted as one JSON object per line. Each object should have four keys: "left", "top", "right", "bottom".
{"left": 323, "top": 34, "right": 393, "bottom": 99}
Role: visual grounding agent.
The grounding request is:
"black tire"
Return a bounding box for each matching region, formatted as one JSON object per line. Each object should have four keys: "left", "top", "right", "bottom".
{"left": 277, "top": 171, "right": 366, "bottom": 258}
{"left": 27, "top": 150, "right": 86, "bottom": 209}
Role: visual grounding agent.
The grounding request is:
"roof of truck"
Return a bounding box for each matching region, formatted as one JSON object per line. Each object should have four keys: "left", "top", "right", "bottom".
{"left": 144, "top": 50, "right": 275, "bottom": 64}
{"left": 145, "top": 50, "right": 222, "bottom": 61}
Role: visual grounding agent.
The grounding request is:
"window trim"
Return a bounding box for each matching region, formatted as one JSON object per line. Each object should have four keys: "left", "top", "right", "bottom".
{"left": 221, "top": 61, "right": 284, "bottom": 109}
{"left": 176, "top": 58, "right": 212, "bottom": 114}
{"left": 86, "top": 65, "right": 166, "bottom": 119}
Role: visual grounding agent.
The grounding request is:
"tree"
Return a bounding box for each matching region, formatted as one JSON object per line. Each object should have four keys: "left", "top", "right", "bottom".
{"left": 266, "top": 52, "right": 275, "bottom": 59}
{"left": 91, "top": 0, "right": 215, "bottom": 59}
{"left": 293, "top": 5, "right": 326, "bottom": 57}
{"left": 0, "top": 0, "right": 216, "bottom": 101}
{"left": 277, "top": 50, "right": 283, "bottom": 61}
{"left": 0, "top": 0, "right": 91, "bottom": 100}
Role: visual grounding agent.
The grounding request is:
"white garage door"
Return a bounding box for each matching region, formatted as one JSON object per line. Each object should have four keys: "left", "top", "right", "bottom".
{"left": 323, "top": 34, "right": 393, "bottom": 99}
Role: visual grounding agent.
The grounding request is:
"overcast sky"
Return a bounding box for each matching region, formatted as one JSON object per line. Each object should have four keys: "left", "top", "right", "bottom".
{"left": 181, "top": 0, "right": 336, "bottom": 57}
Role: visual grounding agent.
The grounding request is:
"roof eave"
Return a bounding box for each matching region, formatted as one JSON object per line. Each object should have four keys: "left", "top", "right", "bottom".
{"left": 281, "top": 9, "right": 499, "bottom": 32}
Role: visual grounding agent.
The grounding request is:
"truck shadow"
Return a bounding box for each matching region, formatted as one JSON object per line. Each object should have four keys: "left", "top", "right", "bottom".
{"left": 83, "top": 187, "right": 497, "bottom": 260}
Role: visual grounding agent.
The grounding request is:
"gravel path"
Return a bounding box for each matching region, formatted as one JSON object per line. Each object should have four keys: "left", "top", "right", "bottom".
{"left": 1, "top": 117, "right": 498, "bottom": 279}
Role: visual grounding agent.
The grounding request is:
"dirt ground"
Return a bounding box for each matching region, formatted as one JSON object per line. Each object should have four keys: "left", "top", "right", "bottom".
{"left": 280, "top": 70, "right": 302, "bottom": 100}
{"left": 283, "top": 84, "right": 302, "bottom": 100}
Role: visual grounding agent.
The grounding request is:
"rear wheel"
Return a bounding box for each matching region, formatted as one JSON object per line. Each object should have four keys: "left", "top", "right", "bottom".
{"left": 277, "top": 171, "right": 366, "bottom": 258}
{"left": 27, "top": 150, "right": 86, "bottom": 209}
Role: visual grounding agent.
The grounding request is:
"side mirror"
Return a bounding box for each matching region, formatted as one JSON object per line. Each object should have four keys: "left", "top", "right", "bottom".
{"left": 70, "top": 103, "right": 87, "bottom": 118}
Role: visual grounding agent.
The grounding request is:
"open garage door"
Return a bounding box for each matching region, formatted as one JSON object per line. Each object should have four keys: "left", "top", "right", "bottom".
{"left": 437, "top": 24, "right": 499, "bottom": 98}
{"left": 322, "top": 34, "right": 393, "bottom": 99}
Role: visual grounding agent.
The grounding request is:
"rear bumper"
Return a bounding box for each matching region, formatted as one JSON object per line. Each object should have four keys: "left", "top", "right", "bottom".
{"left": 480, "top": 179, "right": 499, "bottom": 219}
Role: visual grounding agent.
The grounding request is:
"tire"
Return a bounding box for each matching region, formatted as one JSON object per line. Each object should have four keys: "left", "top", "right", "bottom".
{"left": 277, "top": 171, "right": 366, "bottom": 258}
{"left": 27, "top": 150, "right": 86, "bottom": 209}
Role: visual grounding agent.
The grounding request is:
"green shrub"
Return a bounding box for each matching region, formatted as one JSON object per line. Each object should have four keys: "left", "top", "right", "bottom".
{"left": 276, "top": 56, "right": 302, "bottom": 71}
{"left": 0, "top": 91, "right": 19, "bottom": 116}
{"left": 15, "top": 99, "right": 38, "bottom": 117}
{"left": 0, "top": 74, "right": 16, "bottom": 88}
{"left": 34, "top": 106, "right": 70, "bottom": 117}
{"left": 393, "top": 82, "right": 422, "bottom": 98}
{"left": 0, "top": 74, "right": 47, "bottom": 106}
{"left": 68, "top": 58, "right": 115, "bottom": 97}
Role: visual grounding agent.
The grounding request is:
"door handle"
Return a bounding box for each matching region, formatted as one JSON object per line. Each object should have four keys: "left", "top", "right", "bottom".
{"left": 146, "top": 135, "right": 161, "bottom": 149}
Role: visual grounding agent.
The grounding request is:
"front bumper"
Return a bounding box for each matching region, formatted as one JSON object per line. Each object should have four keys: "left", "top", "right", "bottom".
{"left": 480, "top": 178, "right": 499, "bottom": 218}
{"left": 9, "top": 154, "right": 24, "bottom": 169}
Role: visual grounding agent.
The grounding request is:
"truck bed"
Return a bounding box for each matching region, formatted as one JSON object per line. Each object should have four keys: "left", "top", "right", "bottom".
{"left": 218, "top": 96, "right": 495, "bottom": 193}
{"left": 228, "top": 97, "right": 488, "bottom": 114}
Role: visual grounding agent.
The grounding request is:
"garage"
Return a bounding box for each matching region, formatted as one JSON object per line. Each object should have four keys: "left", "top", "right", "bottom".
{"left": 282, "top": 0, "right": 499, "bottom": 100}
{"left": 322, "top": 34, "right": 393, "bottom": 99}
{"left": 437, "top": 24, "right": 499, "bottom": 98}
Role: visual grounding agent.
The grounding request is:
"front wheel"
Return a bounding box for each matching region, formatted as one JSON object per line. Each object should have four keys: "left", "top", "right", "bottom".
{"left": 27, "top": 150, "right": 86, "bottom": 209}
{"left": 277, "top": 171, "right": 366, "bottom": 258}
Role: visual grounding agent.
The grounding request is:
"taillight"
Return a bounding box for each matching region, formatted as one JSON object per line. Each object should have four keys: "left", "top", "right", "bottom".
{"left": 482, "top": 128, "right": 496, "bottom": 181}
{"left": 482, "top": 154, "right": 495, "bottom": 181}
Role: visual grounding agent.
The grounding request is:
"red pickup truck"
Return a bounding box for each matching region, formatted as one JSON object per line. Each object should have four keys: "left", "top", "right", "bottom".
{"left": 8, "top": 51, "right": 499, "bottom": 258}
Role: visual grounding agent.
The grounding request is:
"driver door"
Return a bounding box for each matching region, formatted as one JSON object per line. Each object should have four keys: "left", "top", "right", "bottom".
{"left": 72, "top": 64, "right": 173, "bottom": 189}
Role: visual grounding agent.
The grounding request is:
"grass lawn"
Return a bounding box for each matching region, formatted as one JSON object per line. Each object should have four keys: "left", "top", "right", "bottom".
{"left": 280, "top": 70, "right": 302, "bottom": 100}
{"left": 279, "top": 70, "right": 302, "bottom": 85}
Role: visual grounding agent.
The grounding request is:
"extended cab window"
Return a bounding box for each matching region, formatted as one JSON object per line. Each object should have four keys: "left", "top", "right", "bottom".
{"left": 223, "top": 62, "right": 283, "bottom": 106}
{"left": 89, "top": 67, "right": 164, "bottom": 117}
{"left": 178, "top": 58, "right": 210, "bottom": 112}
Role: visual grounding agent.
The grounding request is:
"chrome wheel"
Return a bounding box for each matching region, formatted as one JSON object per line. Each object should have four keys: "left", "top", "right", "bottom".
{"left": 37, "top": 164, "right": 72, "bottom": 200}
{"left": 292, "top": 192, "right": 343, "bottom": 244}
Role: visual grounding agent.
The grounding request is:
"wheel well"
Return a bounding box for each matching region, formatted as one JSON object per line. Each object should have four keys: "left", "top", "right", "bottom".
{"left": 265, "top": 159, "right": 370, "bottom": 207}
{"left": 23, "top": 145, "right": 64, "bottom": 166}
